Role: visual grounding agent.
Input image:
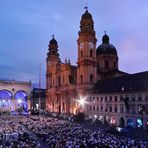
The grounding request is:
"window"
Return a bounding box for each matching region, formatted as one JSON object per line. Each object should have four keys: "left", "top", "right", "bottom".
{"left": 105, "top": 108, "right": 107, "bottom": 112}
{"left": 109, "top": 106, "right": 112, "bottom": 112}
{"left": 90, "top": 74, "right": 93, "bottom": 82}
{"left": 90, "top": 105, "right": 92, "bottom": 111}
{"left": 93, "top": 106, "right": 95, "bottom": 111}
{"left": 97, "top": 97, "right": 99, "bottom": 101}
{"left": 110, "top": 96, "right": 112, "bottom": 102}
{"left": 131, "top": 95, "right": 136, "bottom": 101}
{"left": 101, "top": 106, "right": 103, "bottom": 111}
{"left": 120, "top": 96, "right": 123, "bottom": 102}
{"left": 97, "top": 106, "right": 99, "bottom": 111}
{"left": 138, "top": 94, "right": 142, "bottom": 101}
{"left": 90, "top": 49, "right": 93, "bottom": 57}
{"left": 101, "top": 97, "right": 103, "bottom": 102}
{"left": 105, "top": 96, "right": 107, "bottom": 102}
{"left": 80, "top": 75, "right": 83, "bottom": 83}
{"left": 69, "top": 75, "right": 73, "bottom": 84}
{"left": 115, "top": 96, "right": 118, "bottom": 102}
{"left": 93, "top": 97, "right": 95, "bottom": 101}
{"left": 105, "top": 60, "right": 109, "bottom": 68}
{"left": 114, "top": 106, "right": 117, "bottom": 113}
{"left": 90, "top": 97, "right": 92, "bottom": 102}
{"left": 81, "top": 50, "right": 83, "bottom": 58}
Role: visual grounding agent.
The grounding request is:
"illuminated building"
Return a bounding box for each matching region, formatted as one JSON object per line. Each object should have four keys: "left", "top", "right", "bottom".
{"left": 46, "top": 8, "right": 148, "bottom": 128}
{"left": 0, "top": 80, "right": 31, "bottom": 112}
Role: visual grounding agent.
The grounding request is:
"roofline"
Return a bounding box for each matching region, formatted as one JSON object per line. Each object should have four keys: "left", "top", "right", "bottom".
{"left": 0, "top": 80, "right": 31, "bottom": 85}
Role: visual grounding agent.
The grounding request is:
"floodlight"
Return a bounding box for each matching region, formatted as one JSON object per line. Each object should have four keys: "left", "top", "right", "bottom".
{"left": 18, "top": 99, "right": 22, "bottom": 103}
{"left": 77, "top": 96, "right": 88, "bottom": 107}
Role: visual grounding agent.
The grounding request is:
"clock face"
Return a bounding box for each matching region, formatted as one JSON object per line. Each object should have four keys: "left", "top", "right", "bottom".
{"left": 80, "top": 43, "right": 84, "bottom": 49}
{"left": 89, "top": 42, "right": 94, "bottom": 48}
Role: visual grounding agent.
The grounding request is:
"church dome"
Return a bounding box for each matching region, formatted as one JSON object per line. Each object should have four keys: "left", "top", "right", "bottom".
{"left": 81, "top": 9, "right": 92, "bottom": 20}
{"left": 49, "top": 36, "right": 57, "bottom": 46}
{"left": 97, "top": 33, "right": 117, "bottom": 55}
{"left": 48, "top": 35, "right": 58, "bottom": 49}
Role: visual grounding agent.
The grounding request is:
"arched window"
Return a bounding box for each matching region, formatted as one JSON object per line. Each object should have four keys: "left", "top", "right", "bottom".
{"left": 81, "top": 50, "right": 83, "bottom": 58}
{"left": 0, "top": 90, "right": 12, "bottom": 100}
{"left": 90, "top": 74, "right": 93, "bottom": 82}
{"left": 14, "top": 91, "right": 28, "bottom": 111}
{"left": 110, "top": 106, "right": 112, "bottom": 112}
{"left": 90, "top": 49, "right": 93, "bottom": 57}
{"left": 69, "top": 75, "right": 73, "bottom": 84}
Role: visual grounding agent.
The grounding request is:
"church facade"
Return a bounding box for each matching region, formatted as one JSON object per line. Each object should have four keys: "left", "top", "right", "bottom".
{"left": 46, "top": 9, "right": 148, "bottom": 128}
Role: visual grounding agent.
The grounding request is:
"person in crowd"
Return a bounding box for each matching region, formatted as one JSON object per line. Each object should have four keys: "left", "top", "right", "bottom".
{"left": 0, "top": 115, "right": 147, "bottom": 148}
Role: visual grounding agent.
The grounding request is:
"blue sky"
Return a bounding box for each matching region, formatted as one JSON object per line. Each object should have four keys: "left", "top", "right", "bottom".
{"left": 0, "top": 0, "right": 148, "bottom": 88}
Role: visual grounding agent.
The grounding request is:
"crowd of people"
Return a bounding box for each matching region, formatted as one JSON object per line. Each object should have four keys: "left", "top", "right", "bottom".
{"left": 0, "top": 115, "right": 147, "bottom": 148}
{"left": 0, "top": 116, "right": 40, "bottom": 148}
{"left": 23, "top": 116, "right": 148, "bottom": 148}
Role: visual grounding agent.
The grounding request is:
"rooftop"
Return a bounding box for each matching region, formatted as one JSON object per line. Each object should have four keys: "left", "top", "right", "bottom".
{"left": 92, "top": 71, "right": 148, "bottom": 94}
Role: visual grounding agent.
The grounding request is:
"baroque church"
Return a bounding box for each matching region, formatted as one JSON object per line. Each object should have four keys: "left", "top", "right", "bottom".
{"left": 46, "top": 8, "right": 148, "bottom": 128}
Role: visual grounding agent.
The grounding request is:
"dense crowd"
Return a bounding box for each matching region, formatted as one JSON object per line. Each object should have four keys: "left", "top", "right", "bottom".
{"left": 0, "top": 115, "right": 147, "bottom": 148}
{"left": 23, "top": 116, "right": 148, "bottom": 148}
{"left": 0, "top": 116, "right": 40, "bottom": 148}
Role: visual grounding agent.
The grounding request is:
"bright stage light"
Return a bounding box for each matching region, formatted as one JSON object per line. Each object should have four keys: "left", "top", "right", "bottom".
{"left": 3, "top": 100, "right": 5, "bottom": 103}
{"left": 77, "top": 96, "right": 88, "bottom": 107}
{"left": 18, "top": 99, "right": 22, "bottom": 103}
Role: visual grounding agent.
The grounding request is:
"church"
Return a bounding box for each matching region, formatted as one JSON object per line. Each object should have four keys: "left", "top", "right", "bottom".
{"left": 46, "top": 8, "right": 148, "bottom": 128}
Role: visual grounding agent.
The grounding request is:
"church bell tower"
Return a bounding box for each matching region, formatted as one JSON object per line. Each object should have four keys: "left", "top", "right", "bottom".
{"left": 77, "top": 7, "right": 97, "bottom": 94}
{"left": 46, "top": 36, "right": 61, "bottom": 89}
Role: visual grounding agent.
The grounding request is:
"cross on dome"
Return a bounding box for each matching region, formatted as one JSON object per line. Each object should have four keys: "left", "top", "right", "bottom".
{"left": 51, "top": 34, "right": 55, "bottom": 39}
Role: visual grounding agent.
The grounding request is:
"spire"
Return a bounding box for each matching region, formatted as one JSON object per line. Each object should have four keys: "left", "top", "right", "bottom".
{"left": 48, "top": 35, "right": 58, "bottom": 49}
{"left": 47, "top": 35, "right": 60, "bottom": 58}
{"left": 102, "top": 31, "right": 109, "bottom": 44}
{"left": 79, "top": 6, "right": 95, "bottom": 35}
{"left": 51, "top": 34, "right": 54, "bottom": 38}
{"left": 84, "top": 3, "right": 88, "bottom": 11}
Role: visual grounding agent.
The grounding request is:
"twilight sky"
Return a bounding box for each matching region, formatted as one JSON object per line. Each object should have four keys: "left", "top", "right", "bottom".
{"left": 0, "top": 0, "right": 148, "bottom": 88}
